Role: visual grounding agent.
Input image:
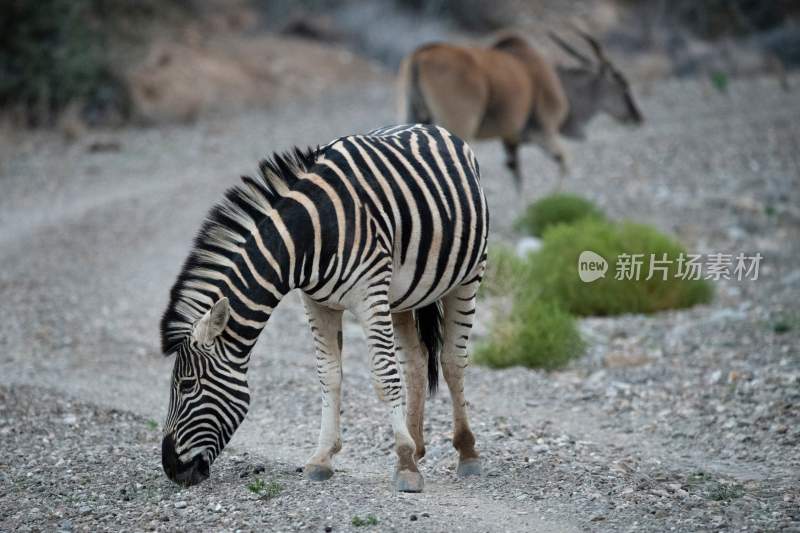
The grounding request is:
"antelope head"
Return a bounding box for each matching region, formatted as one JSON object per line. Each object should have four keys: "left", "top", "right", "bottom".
{"left": 550, "top": 30, "right": 644, "bottom": 127}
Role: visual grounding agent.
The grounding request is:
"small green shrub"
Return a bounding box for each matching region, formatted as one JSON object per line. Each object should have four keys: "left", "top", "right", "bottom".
{"left": 479, "top": 244, "right": 533, "bottom": 297}
{"left": 710, "top": 71, "right": 729, "bottom": 93}
{"left": 771, "top": 313, "right": 798, "bottom": 334}
{"left": 707, "top": 482, "right": 744, "bottom": 501}
{"left": 515, "top": 194, "right": 606, "bottom": 237}
{"left": 247, "top": 479, "right": 266, "bottom": 494}
{"left": 352, "top": 514, "right": 379, "bottom": 527}
{"left": 247, "top": 478, "right": 281, "bottom": 498}
{"left": 474, "top": 298, "right": 584, "bottom": 369}
{"left": 264, "top": 480, "right": 282, "bottom": 498}
{"left": 529, "top": 220, "right": 713, "bottom": 316}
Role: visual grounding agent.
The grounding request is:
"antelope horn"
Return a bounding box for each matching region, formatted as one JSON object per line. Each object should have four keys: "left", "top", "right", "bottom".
{"left": 548, "top": 31, "right": 592, "bottom": 67}
{"left": 573, "top": 27, "right": 609, "bottom": 65}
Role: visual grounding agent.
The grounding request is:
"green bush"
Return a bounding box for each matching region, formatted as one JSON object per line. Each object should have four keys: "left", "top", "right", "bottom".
{"left": 474, "top": 298, "right": 584, "bottom": 370}
{"left": 515, "top": 194, "right": 605, "bottom": 237}
{"left": 477, "top": 244, "right": 584, "bottom": 369}
{"left": 479, "top": 244, "right": 532, "bottom": 297}
{"left": 529, "top": 219, "right": 713, "bottom": 316}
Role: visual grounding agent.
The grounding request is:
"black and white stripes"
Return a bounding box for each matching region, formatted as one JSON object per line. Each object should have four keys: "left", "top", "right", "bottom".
{"left": 160, "top": 124, "right": 488, "bottom": 490}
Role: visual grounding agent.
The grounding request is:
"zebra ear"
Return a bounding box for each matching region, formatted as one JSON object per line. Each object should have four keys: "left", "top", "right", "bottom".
{"left": 193, "top": 297, "right": 230, "bottom": 345}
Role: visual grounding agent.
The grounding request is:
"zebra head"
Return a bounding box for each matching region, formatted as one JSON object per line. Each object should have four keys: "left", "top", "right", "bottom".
{"left": 161, "top": 297, "right": 251, "bottom": 486}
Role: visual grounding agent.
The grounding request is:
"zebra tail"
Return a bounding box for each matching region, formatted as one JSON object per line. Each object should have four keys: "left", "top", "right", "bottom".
{"left": 414, "top": 301, "right": 443, "bottom": 396}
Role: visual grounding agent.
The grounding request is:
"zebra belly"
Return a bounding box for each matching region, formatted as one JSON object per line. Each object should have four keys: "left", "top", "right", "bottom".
{"left": 387, "top": 253, "right": 466, "bottom": 312}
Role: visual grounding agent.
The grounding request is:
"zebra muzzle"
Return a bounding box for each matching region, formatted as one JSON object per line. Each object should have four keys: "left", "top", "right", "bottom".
{"left": 162, "top": 435, "right": 210, "bottom": 486}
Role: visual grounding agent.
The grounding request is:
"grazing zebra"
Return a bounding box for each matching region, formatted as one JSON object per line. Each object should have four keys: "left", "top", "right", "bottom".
{"left": 160, "top": 124, "right": 489, "bottom": 492}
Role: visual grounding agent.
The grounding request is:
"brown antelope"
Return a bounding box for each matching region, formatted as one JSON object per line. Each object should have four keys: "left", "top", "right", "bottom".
{"left": 398, "top": 31, "right": 644, "bottom": 189}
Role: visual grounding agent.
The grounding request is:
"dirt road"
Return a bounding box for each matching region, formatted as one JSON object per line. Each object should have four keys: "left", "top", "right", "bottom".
{"left": 1, "top": 76, "right": 799, "bottom": 532}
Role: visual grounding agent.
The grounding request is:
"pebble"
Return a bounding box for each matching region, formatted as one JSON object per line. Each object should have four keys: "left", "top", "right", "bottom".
{"left": 174, "top": 501, "right": 188, "bottom": 509}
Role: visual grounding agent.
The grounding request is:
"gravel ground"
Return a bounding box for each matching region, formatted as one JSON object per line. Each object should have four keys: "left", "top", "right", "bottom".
{"left": 1, "top": 74, "right": 799, "bottom": 532}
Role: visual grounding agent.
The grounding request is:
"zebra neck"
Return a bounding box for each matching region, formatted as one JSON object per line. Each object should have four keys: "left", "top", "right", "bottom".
{"left": 214, "top": 219, "right": 304, "bottom": 362}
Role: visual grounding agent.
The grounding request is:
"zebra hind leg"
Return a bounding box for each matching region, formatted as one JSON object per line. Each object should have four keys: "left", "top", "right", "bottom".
{"left": 393, "top": 311, "right": 427, "bottom": 462}
{"left": 356, "top": 293, "right": 423, "bottom": 493}
{"left": 302, "top": 296, "right": 344, "bottom": 481}
{"left": 441, "top": 281, "right": 482, "bottom": 477}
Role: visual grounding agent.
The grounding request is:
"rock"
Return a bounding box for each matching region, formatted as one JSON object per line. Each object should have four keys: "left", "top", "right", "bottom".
{"left": 174, "top": 501, "right": 187, "bottom": 509}
{"left": 515, "top": 237, "right": 542, "bottom": 257}
{"left": 704, "top": 370, "right": 723, "bottom": 385}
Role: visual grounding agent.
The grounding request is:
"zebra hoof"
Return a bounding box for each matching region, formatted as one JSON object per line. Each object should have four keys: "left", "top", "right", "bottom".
{"left": 394, "top": 470, "right": 424, "bottom": 493}
{"left": 304, "top": 464, "right": 334, "bottom": 481}
{"left": 457, "top": 458, "right": 481, "bottom": 478}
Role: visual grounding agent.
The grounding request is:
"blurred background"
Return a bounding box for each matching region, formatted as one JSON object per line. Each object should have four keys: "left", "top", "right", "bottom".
{"left": 1, "top": 0, "right": 799, "bottom": 128}
{"left": 1, "top": 1, "right": 799, "bottom": 532}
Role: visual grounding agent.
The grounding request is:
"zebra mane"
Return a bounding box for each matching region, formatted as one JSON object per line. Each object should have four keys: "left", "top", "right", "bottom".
{"left": 159, "top": 146, "right": 319, "bottom": 355}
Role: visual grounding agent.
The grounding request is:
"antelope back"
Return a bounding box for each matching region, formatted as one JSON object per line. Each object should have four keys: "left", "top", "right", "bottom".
{"left": 491, "top": 34, "right": 569, "bottom": 134}
{"left": 400, "top": 44, "right": 488, "bottom": 139}
{"left": 402, "top": 42, "right": 540, "bottom": 141}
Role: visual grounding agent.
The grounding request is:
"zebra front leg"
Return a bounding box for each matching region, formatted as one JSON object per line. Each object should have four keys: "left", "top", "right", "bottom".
{"left": 356, "top": 295, "right": 423, "bottom": 492}
{"left": 393, "top": 311, "right": 427, "bottom": 461}
{"left": 302, "top": 296, "right": 344, "bottom": 481}
{"left": 441, "top": 281, "right": 482, "bottom": 477}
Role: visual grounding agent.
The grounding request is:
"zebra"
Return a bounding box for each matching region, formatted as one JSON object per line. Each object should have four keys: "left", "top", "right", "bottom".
{"left": 160, "top": 123, "right": 489, "bottom": 492}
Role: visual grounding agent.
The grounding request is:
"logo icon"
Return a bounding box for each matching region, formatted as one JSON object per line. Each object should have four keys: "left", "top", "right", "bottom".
{"left": 578, "top": 251, "right": 608, "bottom": 283}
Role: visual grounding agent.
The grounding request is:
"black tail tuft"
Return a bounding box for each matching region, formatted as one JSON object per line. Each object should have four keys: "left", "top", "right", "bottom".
{"left": 414, "top": 301, "right": 443, "bottom": 396}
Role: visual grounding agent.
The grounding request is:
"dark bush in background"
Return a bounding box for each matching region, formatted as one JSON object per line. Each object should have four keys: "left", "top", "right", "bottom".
{"left": 0, "top": 0, "right": 194, "bottom": 126}
{"left": 670, "top": 0, "right": 797, "bottom": 39}
{"left": 0, "top": 0, "right": 111, "bottom": 124}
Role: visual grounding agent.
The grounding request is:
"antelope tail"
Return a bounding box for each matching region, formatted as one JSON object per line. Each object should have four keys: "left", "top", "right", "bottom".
{"left": 397, "top": 55, "right": 431, "bottom": 124}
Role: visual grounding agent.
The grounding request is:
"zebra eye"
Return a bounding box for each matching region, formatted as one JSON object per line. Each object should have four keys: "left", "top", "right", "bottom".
{"left": 179, "top": 379, "right": 195, "bottom": 394}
